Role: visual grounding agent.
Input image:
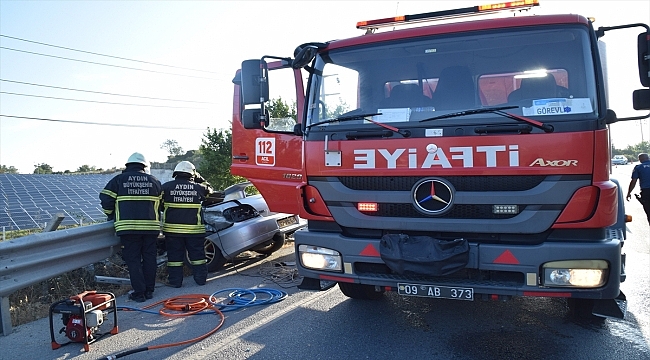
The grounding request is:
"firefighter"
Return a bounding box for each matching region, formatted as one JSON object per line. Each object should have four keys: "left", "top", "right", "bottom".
{"left": 161, "top": 161, "right": 212, "bottom": 287}
{"left": 99, "top": 152, "right": 162, "bottom": 303}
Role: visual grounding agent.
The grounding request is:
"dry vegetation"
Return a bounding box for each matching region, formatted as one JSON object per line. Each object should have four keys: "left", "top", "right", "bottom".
{"left": 8, "top": 251, "right": 171, "bottom": 327}
{"left": 4, "top": 229, "right": 297, "bottom": 328}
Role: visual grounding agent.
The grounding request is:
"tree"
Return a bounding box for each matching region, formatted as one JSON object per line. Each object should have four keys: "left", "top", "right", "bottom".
{"left": 33, "top": 163, "right": 53, "bottom": 174}
{"left": 267, "top": 97, "right": 296, "bottom": 119}
{"left": 198, "top": 128, "right": 246, "bottom": 191}
{"left": 0, "top": 165, "right": 18, "bottom": 174}
{"left": 160, "top": 139, "right": 184, "bottom": 159}
{"left": 76, "top": 165, "right": 96, "bottom": 173}
{"left": 266, "top": 97, "right": 297, "bottom": 132}
{"left": 151, "top": 149, "right": 203, "bottom": 170}
{"left": 326, "top": 100, "right": 350, "bottom": 119}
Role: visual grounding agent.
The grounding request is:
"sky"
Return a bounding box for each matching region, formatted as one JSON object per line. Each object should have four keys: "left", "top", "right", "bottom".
{"left": 1, "top": 1, "right": 649, "bottom": 174}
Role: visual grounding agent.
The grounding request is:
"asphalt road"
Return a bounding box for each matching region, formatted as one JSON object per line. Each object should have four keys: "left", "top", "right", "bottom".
{"left": 0, "top": 164, "right": 648, "bottom": 360}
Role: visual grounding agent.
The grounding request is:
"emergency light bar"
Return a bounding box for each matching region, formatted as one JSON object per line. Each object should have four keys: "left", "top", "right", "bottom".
{"left": 356, "top": 0, "right": 539, "bottom": 30}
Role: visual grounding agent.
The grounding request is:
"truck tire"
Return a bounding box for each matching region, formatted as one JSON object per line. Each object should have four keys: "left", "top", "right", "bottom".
{"left": 251, "top": 233, "right": 285, "bottom": 255}
{"left": 203, "top": 239, "right": 228, "bottom": 272}
{"left": 338, "top": 282, "right": 384, "bottom": 300}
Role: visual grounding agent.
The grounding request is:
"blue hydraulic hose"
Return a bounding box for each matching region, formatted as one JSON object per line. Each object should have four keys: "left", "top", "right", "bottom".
{"left": 209, "top": 288, "right": 288, "bottom": 312}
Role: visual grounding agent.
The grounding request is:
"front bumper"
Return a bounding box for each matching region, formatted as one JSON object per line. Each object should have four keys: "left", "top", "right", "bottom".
{"left": 294, "top": 229, "right": 625, "bottom": 300}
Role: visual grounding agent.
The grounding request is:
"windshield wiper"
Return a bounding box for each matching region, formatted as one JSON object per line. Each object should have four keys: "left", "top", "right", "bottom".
{"left": 307, "top": 112, "right": 411, "bottom": 137}
{"left": 419, "top": 105, "right": 554, "bottom": 133}
{"left": 307, "top": 112, "right": 382, "bottom": 128}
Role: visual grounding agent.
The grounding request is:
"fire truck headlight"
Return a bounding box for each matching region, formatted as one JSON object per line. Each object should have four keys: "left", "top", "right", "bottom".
{"left": 299, "top": 245, "right": 342, "bottom": 272}
{"left": 542, "top": 260, "right": 608, "bottom": 287}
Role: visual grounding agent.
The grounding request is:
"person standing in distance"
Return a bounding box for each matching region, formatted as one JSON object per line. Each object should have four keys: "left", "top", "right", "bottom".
{"left": 161, "top": 161, "right": 212, "bottom": 287}
{"left": 100, "top": 152, "right": 162, "bottom": 302}
{"left": 626, "top": 153, "right": 650, "bottom": 225}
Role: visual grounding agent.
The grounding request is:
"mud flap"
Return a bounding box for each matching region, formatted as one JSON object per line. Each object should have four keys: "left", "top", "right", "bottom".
{"left": 379, "top": 234, "right": 469, "bottom": 276}
{"left": 592, "top": 291, "right": 627, "bottom": 319}
{"left": 297, "top": 277, "right": 336, "bottom": 291}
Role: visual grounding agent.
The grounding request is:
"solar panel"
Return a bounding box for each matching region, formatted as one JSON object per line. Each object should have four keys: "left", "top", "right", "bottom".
{"left": 0, "top": 173, "right": 117, "bottom": 230}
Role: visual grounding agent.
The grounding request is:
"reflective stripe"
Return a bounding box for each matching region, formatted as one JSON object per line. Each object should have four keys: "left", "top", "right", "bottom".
{"left": 190, "top": 259, "right": 207, "bottom": 265}
{"left": 115, "top": 196, "right": 161, "bottom": 223}
{"left": 103, "top": 209, "right": 113, "bottom": 214}
{"left": 168, "top": 261, "right": 184, "bottom": 267}
{"left": 114, "top": 219, "right": 161, "bottom": 232}
{"left": 118, "top": 195, "right": 161, "bottom": 201}
{"left": 164, "top": 203, "right": 202, "bottom": 209}
{"left": 115, "top": 225, "right": 160, "bottom": 232}
{"left": 101, "top": 189, "right": 117, "bottom": 198}
{"left": 163, "top": 223, "right": 205, "bottom": 234}
{"left": 115, "top": 220, "right": 161, "bottom": 225}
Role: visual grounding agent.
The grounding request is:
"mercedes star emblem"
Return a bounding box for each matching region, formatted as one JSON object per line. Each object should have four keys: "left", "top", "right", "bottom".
{"left": 412, "top": 178, "right": 454, "bottom": 215}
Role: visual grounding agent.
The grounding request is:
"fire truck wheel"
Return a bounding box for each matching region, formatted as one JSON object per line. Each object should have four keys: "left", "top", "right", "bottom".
{"left": 251, "top": 233, "right": 285, "bottom": 255}
{"left": 338, "top": 282, "right": 385, "bottom": 300}
{"left": 202, "top": 239, "right": 228, "bottom": 272}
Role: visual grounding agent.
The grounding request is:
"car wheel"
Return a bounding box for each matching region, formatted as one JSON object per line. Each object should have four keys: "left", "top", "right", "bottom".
{"left": 338, "top": 282, "right": 385, "bottom": 300}
{"left": 251, "top": 233, "right": 286, "bottom": 255}
{"left": 203, "top": 238, "right": 228, "bottom": 272}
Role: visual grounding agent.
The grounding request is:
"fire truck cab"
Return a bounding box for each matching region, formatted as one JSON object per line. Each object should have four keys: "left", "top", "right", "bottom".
{"left": 231, "top": 1, "right": 650, "bottom": 319}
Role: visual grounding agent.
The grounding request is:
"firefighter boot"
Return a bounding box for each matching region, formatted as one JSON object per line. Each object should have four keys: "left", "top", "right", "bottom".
{"left": 192, "top": 263, "right": 208, "bottom": 286}
{"left": 166, "top": 265, "right": 183, "bottom": 288}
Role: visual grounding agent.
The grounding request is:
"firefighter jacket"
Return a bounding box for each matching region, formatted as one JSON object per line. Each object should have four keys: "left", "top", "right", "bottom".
{"left": 161, "top": 175, "right": 211, "bottom": 236}
{"left": 99, "top": 165, "right": 163, "bottom": 236}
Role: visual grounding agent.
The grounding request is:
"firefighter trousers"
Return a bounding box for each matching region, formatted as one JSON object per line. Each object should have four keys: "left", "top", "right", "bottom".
{"left": 120, "top": 234, "right": 158, "bottom": 297}
{"left": 641, "top": 189, "right": 650, "bottom": 225}
{"left": 165, "top": 235, "right": 208, "bottom": 286}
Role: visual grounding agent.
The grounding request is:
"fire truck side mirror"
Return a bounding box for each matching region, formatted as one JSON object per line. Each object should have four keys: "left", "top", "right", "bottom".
{"left": 633, "top": 89, "right": 650, "bottom": 110}
{"left": 639, "top": 32, "right": 650, "bottom": 87}
{"left": 292, "top": 45, "right": 318, "bottom": 69}
{"left": 242, "top": 108, "right": 268, "bottom": 129}
{"left": 240, "top": 59, "right": 269, "bottom": 105}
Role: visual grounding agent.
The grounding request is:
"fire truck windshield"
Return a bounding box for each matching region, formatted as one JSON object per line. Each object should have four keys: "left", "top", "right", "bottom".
{"left": 305, "top": 25, "right": 599, "bottom": 129}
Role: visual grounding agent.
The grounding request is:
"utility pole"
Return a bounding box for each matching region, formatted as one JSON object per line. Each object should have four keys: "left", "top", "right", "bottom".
{"left": 640, "top": 120, "right": 645, "bottom": 144}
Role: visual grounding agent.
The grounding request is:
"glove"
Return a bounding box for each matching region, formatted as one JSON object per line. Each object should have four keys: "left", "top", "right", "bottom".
{"left": 194, "top": 171, "right": 206, "bottom": 184}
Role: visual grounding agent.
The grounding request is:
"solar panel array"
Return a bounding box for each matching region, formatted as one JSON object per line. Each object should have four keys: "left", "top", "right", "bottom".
{"left": 0, "top": 173, "right": 116, "bottom": 230}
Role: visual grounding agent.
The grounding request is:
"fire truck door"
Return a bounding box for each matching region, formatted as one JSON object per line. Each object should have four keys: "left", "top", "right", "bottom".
{"left": 231, "top": 64, "right": 305, "bottom": 215}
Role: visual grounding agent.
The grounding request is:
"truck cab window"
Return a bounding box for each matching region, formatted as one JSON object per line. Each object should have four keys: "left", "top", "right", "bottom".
{"left": 264, "top": 67, "right": 300, "bottom": 132}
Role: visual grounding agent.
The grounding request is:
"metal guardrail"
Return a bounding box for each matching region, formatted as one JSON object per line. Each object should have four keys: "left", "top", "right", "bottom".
{"left": 0, "top": 221, "right": 119, "bottom": 336}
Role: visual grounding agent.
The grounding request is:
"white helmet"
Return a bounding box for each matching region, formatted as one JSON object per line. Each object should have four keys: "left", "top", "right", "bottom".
{"left": 126, "top": 152, "right": 150, "bottom": 167}
{"left": 173, "top": 161, "right": 195, "bottom": 177}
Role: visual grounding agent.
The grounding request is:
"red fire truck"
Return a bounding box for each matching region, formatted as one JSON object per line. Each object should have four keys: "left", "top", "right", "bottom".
{"left": 231, "top": 1, "right": 650, "bottom": 318}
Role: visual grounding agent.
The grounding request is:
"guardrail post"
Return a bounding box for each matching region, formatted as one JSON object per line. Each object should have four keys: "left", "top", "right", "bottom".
{"left": 0, "top": 296, "right": 11, "bottom": 336}
{"left": 44, "top": 213, "right": 65, "bottom": 232}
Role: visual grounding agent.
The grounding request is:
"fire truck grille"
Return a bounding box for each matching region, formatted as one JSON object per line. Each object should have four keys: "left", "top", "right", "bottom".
{"left": 371, "top": 203, "right": 518, "bottom": 219}
{"left": 338, "top": 175, "right": 545, "bottom": 191}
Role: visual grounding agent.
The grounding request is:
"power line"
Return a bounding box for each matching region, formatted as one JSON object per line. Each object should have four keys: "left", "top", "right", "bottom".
{"left": 0, "top": 79, "right": 215, "bottom": 104}
{"left": 0, "top": 34, "right": 218, "bottom": 74}
{"left": 0, "top": 46, "right": 219, "bottom": 80}
{"left": 0, "top": 114, "right": 207, "bottom": 130}
{"left": 0, "top": 91, "right": 206, "bottom": 109}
